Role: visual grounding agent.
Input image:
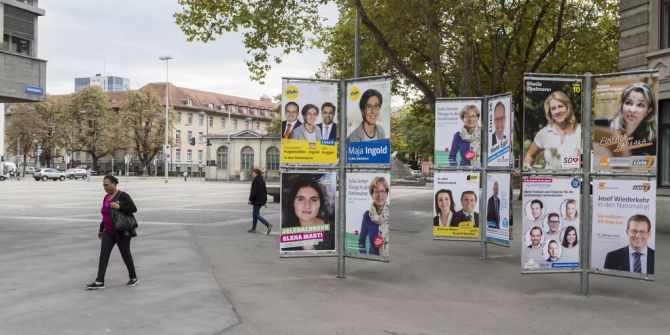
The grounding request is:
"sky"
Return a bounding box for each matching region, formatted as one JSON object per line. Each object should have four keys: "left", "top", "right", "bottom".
{"left": 38, "top": 1, "right": 337, "bottom": 100}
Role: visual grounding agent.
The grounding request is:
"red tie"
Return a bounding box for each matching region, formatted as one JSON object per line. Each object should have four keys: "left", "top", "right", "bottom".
{"left": 283, "top": 123, "right": 292, "bottom": 139}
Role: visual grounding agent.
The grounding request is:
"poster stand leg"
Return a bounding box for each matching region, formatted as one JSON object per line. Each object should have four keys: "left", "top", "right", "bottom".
{"left": 480, "top": 98, "right": 489, "bottom": 260}
{"left": 337, "top": 78, "right": 347, "bottom": 279}
{"left": 579, "top": 73, "right": 592, "bottom": 296}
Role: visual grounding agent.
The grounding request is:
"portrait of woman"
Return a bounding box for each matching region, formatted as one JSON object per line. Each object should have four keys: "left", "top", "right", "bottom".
{"left": 563, "top": 199, "right": 578, "bottom": 223}
{"left": 433, "top": 189, "right": 456, "bottom": 227}
{"left": 449, "top": 104, "right": 481, "bottom": 166}
{"left": 560, "top": 225, "right": 579, "bottom": 262}
{"left": 609, "top": 82, "right": 656, "bottom": 156}
{"left": 523, "top": 91, "right": 582, "bottom": 169}
{"left": 289, "top": 104, "right": 322, "bottom": 142}
{"left": 282, "top": 176, "right": 334, "bottom": 251}
{"left": 358, "top": 176, "right": 390, "bottom": 256}
{"left": 348, "top": 89, "right": 386, "bottom": 142}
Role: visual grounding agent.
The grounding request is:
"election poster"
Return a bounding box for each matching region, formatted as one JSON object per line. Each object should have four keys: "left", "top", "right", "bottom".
{"left": 521, "top": 177, "right": 581, "bottom": 271}
{"left": 523, "top": 77, "right": 583, "bottom": 170}
{"left": 434, "top": 99, "right": 483, "bottom": 167}
{"left": 345, "top": 172, "right": 391, "bottom": 260}
{"left": 591, "top": 179, "right": 656, "bottom": 276}
{"left": 485, "top": 173, "right": 511, "bottom": 245}
{"left": 281, "top": 79, "right": 339, "bottom": 164}
{"left": 487, "top": 94, "right": 513, "bottom": 168}
{"left": 593, "top": 75, "right": 659, "bottom": 172}
{"left": 433, "top": 171, "right": 481, "bottom": 240}
{"left": 346, "top": 77, "right": 392, "bottom": 164}
{"left": 280, "top": 171, "right": 337, "bottom": 256}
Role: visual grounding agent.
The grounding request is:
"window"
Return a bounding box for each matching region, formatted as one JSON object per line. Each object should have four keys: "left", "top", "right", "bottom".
{"left": 175, "top": 149, "right": 181, "bottom": 162}
{"left": 221, "top": 117, "right": 226, "bottom": 129}
{"left": 241, "top": 146, "right": 254, "bottom": 171}
{"left": 217, "top": 146, "right": 228, "bottom": 169}
{"left": 199, "top": 113, "right": 204, "bottom": 126}
{"left": 187, "top": 113, "right": 193, "bottom": 124}
{"left": 663, "top": 0, "right": 670, "bottom": 49}
{"left": 176, "top": 112, "right": 182, "bottom": 124}
{"left": 266, "top": 147, "right": 279, "bottom": 171}
{"left": 2, "top": 34, "right": 31, "bottom": 55}
{"left": 2, "top": 6, "right": 36, "bottom": 56}
{"left": 256, "top": 121, "right": 260, "bottom": 129}
{"left": 187, "top": 131, "right": 193, "bottom": 142}
{"left": 176, "top": 130, "right": 181, "bottom": 142}
{"left": 660, "top": 101, "right": 670, "bottom": 186}
{"left": 187, "top": 149, "right": 192, "bottom": 162}
{"left": 198, "top": 150, "right": 203, "bottom": 163}
{"left": 233, "top": 120, "right": 238, "bottom": 129}
{"left": 209, "top": 115, "right": 214, "bottom": 127}
{"left": 198, "top": 132, "right": 204, "bottom": 143}
{"left": 75, "top": 152, "right": 80, "bottom": 160}
{"left": 246, "top": 120, "right": 251, "bottom": 130}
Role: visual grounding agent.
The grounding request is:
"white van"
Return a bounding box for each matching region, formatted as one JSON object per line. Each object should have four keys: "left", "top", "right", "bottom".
{"left": 1, "top": 162, "right": 18, "bottom": 180}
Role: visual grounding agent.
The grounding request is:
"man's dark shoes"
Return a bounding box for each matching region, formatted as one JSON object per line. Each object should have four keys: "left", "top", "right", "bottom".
{"left": 85, "top": 281, "right": 105, "bottom": 290}
{"left": 267, "top": 224, "right": 273, "bottom": 235}
{"left": 247, "top": 229, "right": 255, "bottom": 233}
{"left": 126, "top": 278, "right": 139, "bottom": 287}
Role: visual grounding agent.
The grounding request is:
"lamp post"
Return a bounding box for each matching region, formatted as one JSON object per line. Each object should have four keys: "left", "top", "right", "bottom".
{"left": 159, "top": 55, "right": 172, "bottom": 183}
{"left": 227, "top": 106, "right": 231, "bottom": 181}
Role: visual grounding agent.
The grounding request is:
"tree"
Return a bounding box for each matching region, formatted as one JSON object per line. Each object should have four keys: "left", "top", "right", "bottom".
{"left": 4, "top": 104, "right": 46, "bottom": 173}
{"left": 62, "top": 86, "right": 121, "bottom": 171}
{"left": 265, "top": 94, "right": 283, "bottom": 135}
{"left": 33, "top": 95, "right": 68, "bottom": 168}
{"left": 119, "top": 88, "right": 173, "bottom": 176}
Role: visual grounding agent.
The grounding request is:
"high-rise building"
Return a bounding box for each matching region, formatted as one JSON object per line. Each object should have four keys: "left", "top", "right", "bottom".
{"left": 75, "top": 74, "right": 130, "bottom": 92}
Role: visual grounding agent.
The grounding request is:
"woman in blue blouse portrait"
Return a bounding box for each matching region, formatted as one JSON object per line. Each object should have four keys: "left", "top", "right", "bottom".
{"left": 449, "top": 104, "right": 481, "bottom": 166}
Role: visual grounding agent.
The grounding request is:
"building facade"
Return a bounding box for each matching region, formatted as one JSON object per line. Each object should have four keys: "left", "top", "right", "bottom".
{"left": 75, "top": 74, "right": 130, "bottom": 92}
{"left": 619, "top": 0, "right": 670, "bottom": 187}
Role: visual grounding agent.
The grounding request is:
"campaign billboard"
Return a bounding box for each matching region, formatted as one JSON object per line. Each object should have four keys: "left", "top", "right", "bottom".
{"left": 433, "top": 171, "right": 481, "bottom": 240}
{"left": 345, "top": 172, "right": 391, "bottom": 260}
{"left": 487, "top": 95, "right": 513, "bottom": 168}
{"left": 346, "top": 78, "right": 391, "bottom": 164}
{"left": 434, "top": 99, "right": 483, "bottom": 167}
{"left": 485, "top": 173, "right": 511, "bottom": 245}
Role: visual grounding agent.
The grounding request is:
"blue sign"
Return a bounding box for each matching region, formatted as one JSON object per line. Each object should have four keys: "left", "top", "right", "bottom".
{"left": 25, "top": 85, "right": 44, "bottom": 95}
{"left": 346, "top": 139, "right": 391, "bottom": 164}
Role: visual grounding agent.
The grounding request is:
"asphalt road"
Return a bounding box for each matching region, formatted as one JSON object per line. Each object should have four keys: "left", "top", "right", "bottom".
{"left": 0, "top": 177, "right": 668, "bottom": 335}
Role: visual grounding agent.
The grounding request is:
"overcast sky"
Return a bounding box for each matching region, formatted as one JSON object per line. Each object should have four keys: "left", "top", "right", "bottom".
{"left": 39, "top": 1, "right": 336, "bottom": 100}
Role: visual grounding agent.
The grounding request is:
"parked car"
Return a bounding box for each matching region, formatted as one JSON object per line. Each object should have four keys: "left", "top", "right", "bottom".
{"left": 25, "top": 166, "right": 36, "bottom": 175}
{"left": 65, "top": 168, "right": 87, "bottom": 179}
{"left": 33, "top": 168, "right": 66, "bottom": 181}
{"left": 410, "top": 170, "right": 422, "bottom": 178}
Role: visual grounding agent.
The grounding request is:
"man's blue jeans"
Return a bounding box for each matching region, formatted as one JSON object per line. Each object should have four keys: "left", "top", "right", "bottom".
{"left": 252, "top": 205, "right": 270, "bottom": 230}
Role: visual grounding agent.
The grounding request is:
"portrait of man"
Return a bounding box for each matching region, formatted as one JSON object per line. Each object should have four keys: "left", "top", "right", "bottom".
{"left": 281, "top": 102, "right": 302, "bottom": 139}
{"left": 525, "top": 226, "right": 544, "bottom": 264}
{"left": 546, "top": 240, "right": 560, "bottom": 262}
{"left": 545, "top": 213, "right": 561, "bottom": 241}
{"left": 529, "top": 199, "right": 544, "bottom": 221}
{"left": 604, "top": 214, "right": 655, "bottom": 274}
{"left": 492, "top": 101, "right": 507, "bottom": 145}
{"left": 450, "top": 191, "right": 479, "bottom": 227}
{"left": 528, "top": 226, "right": 543, "bottom": 249}
{"left": 317, "top": 102, "right": 337, "bottom": 141}
{"left": 486, "top": 181, "right": 500, "bottom": 228}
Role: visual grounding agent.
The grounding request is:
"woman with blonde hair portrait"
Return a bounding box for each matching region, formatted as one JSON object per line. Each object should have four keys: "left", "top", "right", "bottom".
{"left": 449, "top": 104, "right": 481, "bottom": 166}
{"left": 523, "top": 91, "right": 581, "bottom": 169}
{"left": 358, "top": 176, "right": 390, "bottom": 256}
{"left": 609, "top": 82, "right": 656, "bottom": 156}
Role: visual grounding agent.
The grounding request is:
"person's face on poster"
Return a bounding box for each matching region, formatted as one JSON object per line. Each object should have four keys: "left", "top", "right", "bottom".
{"left": 461, "top": 193, "right": 476, "bottom": 213}
{"left": 531, "top": 203, "right": 543, "bottom": 220}
{"left": 548, "top": 98, "right": 569, "bottom": 125}
{"left": 622, "top": 91, "right": 652, "bottom": 132}
{"left": 437, "top": 192, "right": 452, "bottom": 214}
{"left": 566, "top": 229, "right": 577, "bottom": 245}
{"left": 322, "top": 106, "right": 335, "bottom": 125}
{"left": 566, "top": 202, "right": 577, "bottom": 220}
{"left": 304, "top": 107, "right": 318, "bottom": 126}
{"left": 530, "top": 228, "right": 542, "bottom": 247}
{"left": 372, "top": 182, "right": 388, "bottom": 208}
{"left": 363, "top": 95, "right": 381, "bottom": 125}
{"left": 548, "top": 215, "right": 560, "bottom": 232}
{"left": 293, "top": 186, "right": 321, "bottom": 224}
{"left": 494, "top": 105, "right": 506, "bottom": 137}
{"left": 548, "top": 241, "right": 559, "bottom": 257}
{"left": 492, "top": 182, "right": 499, "bottom": 197}
{"left": 464, "top": 109, "right": 479, "bottom": 131}
{"left": 627, "top": 219, "right": 650, "bottom": 252}
{"left": 285, "top": 104, "right": 299, "bottom": 122}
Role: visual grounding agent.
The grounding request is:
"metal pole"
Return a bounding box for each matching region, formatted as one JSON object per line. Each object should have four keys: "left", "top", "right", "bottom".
{"left": 159, "top": 55, "right": 172, "bottom": 183}
{"left": 227, "top": 108, "right": 231, "bottom": 181}
{"left": 354, "top": 9, "right": 361, "bottom": 77}
{"left": 480, "top": 98, "right": 489, "bottom": 259}
{"left": 580, "top": 73, "right": 592, "bottom": 296}
{"left": 337, "top": 78, "right": 347, "bottom": 278}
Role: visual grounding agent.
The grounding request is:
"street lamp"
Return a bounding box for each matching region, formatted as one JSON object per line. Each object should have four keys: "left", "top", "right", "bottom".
{"left": 159, "top": 55, "right": 172, "bottom": 183}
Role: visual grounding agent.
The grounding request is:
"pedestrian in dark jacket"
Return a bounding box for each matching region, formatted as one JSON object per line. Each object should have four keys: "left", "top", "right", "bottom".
{"left": 86, "top": 175, "right": 138, "bottom": 290}
{"left": 248, "top": 168, "right": 272, "bottom": 234}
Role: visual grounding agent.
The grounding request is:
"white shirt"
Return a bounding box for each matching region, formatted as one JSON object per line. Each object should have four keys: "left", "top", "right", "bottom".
{"left": 322, "top": 123, "right": 331, "bottom": 138}
{"left": 533, "top": 124, "right": 581, "bottom": 169}
{"left": 628, "top": 246, "right": 648, "bottom": 273}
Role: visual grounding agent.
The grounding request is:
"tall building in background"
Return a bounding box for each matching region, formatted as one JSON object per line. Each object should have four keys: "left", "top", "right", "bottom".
{"left": 75, "top": 74, "right": 130, "bottom": 92}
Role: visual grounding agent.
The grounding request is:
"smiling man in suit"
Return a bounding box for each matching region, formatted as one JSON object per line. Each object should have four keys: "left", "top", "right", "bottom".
{"left": 604, "top": 214, "right": 655, "bottom": 274}
{"left": 281, "top": 102, "right": 301, "bottom": 139}
{"left": 317, "top": 102, "right": 337, "bottom": 141}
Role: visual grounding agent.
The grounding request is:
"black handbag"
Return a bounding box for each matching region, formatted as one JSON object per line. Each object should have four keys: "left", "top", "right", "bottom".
{"left": 113, "top": 210, "right": 138, "bottom": 232}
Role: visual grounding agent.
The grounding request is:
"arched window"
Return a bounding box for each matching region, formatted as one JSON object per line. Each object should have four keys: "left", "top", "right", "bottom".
{"left": 241, "top": 146, "right": 254, "bottom": 172}
{"left": 216, "top": 146, "right": 228, "bottom": 169}
{"left": 266, "top": 147, "right": 279, "bottom": 171}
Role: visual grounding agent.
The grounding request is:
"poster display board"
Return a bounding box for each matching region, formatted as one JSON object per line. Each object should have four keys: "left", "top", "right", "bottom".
{"left": 345, "top": 172, "right": 391, "bottom": 260}
{"left": 281, "top": 79, "right": 339, "bottom": 164}
{"left": 521, "top": 177, "right": 581, "bottom": 271}
{"left": 485, "top": 173, "right": 511, "bottom": 245}
{"left": 487, "top": 95, "right": 513, "bottom": 168}
{"left": 433, "top": 171, "right": 481, "bottom": 240}
{"left": 592, "top": 75, "right": 659, "bottom": 172}
{"left": 280, "top": 171, "right": 337, "bottom": 256}
{"left": 591, "top": 179, "right": 656, "bottom": 276}
{"left": 523, "top": 77, "right": 583, "bottom": 170}
{"left": 434, "top": 99, "right": 483, "bottom": 167}
{"left": 346, "top": 78, "right": 391, "bottom": 164}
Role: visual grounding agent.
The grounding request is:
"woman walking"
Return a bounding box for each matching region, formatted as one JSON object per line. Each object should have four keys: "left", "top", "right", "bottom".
{"left": 86, "top": 175, "right": 138, "bottom": 290}
{"left": 248, "top": 168, "right": 272, "bottom": 234}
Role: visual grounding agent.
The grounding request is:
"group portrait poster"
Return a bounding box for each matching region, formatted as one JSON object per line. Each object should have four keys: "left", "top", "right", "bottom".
{"left": 487, "top": 95, "right": 513, "bottom": 168}
{"left": 280, "top": 172, "right": 337, "bottom": 255}
{"left": 346, "top": 78, "right": 392, "bottom": 164}
{"left": 593, "top": 75, "right": 659, "bottom": 172}
{"left": 521, "top": 177, "right": 581, "bottom": 271}
{"left": 345, "top": 172, "right": 391, "bottom": 260}
{"left": 434, "top": 99, "right": 483, "bottom": 167}
{"left": 280, "top": 79, "right": 339, "bottom": 164}
{"left": 432, "top": 172, "right": 481, "bottom": 240}
{"left": 591, "top": 179, "right": 656, "bottom": 276}
{"left": 485, "top": 173, "right": 511, "bottom": 245}
{"left": 523, "top": 77, "right": 583, "bottom": 170}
